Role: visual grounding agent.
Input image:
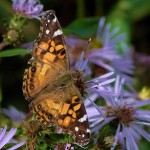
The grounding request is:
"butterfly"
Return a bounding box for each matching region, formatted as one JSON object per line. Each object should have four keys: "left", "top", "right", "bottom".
{"left": 23, "top": 10, "right": 90, "bottom": 146}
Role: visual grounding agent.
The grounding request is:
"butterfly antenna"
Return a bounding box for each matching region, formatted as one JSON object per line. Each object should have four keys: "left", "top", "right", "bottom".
{"left": 86, "top": 38, "right": 92, "bottom": 53}
{"left": 77, "top": 38, "right": 92, "bottom": 71}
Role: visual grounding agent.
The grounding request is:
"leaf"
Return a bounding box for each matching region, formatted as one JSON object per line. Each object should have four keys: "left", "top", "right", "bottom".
{"left": 0, "top": 49, "right": 31, "bottom": 57}
{"left": 63, "top": 17, "right": 100, "bottom": 38}
{"left": 109, "top": 0, "right": 150, "bottom": 22}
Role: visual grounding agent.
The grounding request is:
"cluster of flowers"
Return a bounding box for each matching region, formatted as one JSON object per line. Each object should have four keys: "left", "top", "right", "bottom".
{"left": 67, "top": 18, "right": 150, "bottom": 149}
{"left": 0, "top": 0, "right": 150, "bottom": 149}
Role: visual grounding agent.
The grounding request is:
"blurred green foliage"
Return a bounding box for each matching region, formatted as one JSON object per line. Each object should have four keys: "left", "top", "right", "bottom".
{"left": 64, "top": 17, "right": 99, "bottom": 38}
{"left": 0, "top": 49, "right": 31, "bottom": 57}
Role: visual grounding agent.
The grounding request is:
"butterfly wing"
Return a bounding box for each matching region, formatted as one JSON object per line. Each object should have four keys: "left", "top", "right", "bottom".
{"left": 31, "top": 83, "right": 90, "bottom": 146}
{"left": 23, "top": 10, "right": 69, "bottom": 100}
{"left": 23, "top": 10, "right": 90, "bottom": 146}
{"left": 32, "top": 10, "right": 69, "bottom": 69}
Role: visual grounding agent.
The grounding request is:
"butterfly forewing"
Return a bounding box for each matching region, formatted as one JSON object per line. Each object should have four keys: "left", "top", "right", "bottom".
{"left": 23, "top": 10, "right": 69, "bottom": 100}
{"left": 32, "top": 10, "right": 69, "bottom": 70}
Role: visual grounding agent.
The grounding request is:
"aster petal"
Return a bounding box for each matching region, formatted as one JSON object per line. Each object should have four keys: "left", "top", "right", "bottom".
{"left": 131, "top": 124, "right": 150, "bottom": 142}
{"left": 86, "top": 88, "right": 116, "bottom": 106}
{"left": 110, "top": 34, "right": 126, "bottom": 45}
{"left": 90, "top": 118, "right": 104, "bottom": 128}
{"left": 7, "top": 141, "right": 26, "bottom": 150}
{"left": 134, "top": 99, "right": 150, "bottom": 108}
{"left": 96, "top": 17, "right": 105, "bottom": 40}
{"left": 92, "top": 117, "right": 116, "bottom": 133}
{"left": 136, "top": 110, "right": 150, "bottom": 116}
{"left": 135, "top": 121, "right": 150, "bottom": 126}
{"left": 109, "top": 27, "right": 119, "bottom": 37}
{"left": 0, "top": 128, "right": 17, "bottom": 149}
{"left": 130, "top": 127, "right": 141, "bottom": 141}
{"left": 111, "top": 123, "right": 121, "bottom": 150}
{"left": 133, "top": 115, "right": 150, "bottom": 122}
{"left": 80, "top": 58, "right": 88, "bottom": 71}
{"left": 89, "top": 58, "right": 114, "bottom": 71}
{"left": 88, "top": 48, "right": 120, "bottom": 61}
{"left": 91, "top": 71, "right": 114, "bottom": 81}
{"left": 118, "top": 132, "right": 125, "bottom": 150}
{"left": 112, "top": 59, "right": 134, "bottom": 75}
{"left": 123, "top": 127, "right": 139, "bottom": 150}
{"left": 2, "top": 106, "right": 26, "bottom": 122}
{"left": 98, "top": 78, "right": 116, "bottom": 86}
{"left": 84, "top": 93, "right": 99, "bottom": 107}
{"left": 88, "top": 78, "right": 115, "bottom": 89}
{"left": 114, "top": 75, "right": 121, "bottom": 98}
{"left": 0, "top": 125, "right": 7, "bottom": 142}
{"left": 86, "top": 106, "right": 101, "bottom": 119}
{"left": 83, "top": 63, "right": 91, "bottom": 77}
{"left": 75, "top": 51, "right": 84, "bottom": 70}
{"left": 89, "top": 114, "right": 104, "bottom": 121}
{"left": 87, "top": 96, "right": 104, "bottom": 117}
{"left": 103, "top": 24, "right": 111, "bottom": 46}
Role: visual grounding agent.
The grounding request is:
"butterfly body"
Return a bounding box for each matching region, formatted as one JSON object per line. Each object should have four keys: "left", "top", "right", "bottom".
{"left": 23, "top": 10, "right": 90, "bottom": 146}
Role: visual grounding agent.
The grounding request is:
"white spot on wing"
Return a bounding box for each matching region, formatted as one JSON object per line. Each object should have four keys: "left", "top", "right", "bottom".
{"left": 75, "top": 127, "right": 79, "bottom": 131}
{"left": 53, "top": 17, "right": 57, "bottom": 22}
{"left": 78, "top": 114, "right": 87, "bottom": 122}
{"left": 53, "top": 29, "right": 62, "bottom": 37}
{"left": 47, "top": 20, "right": 50, "bottom": 23}
{"left": 46, "top": 29, "right": 50, "bottom": 34}
{"left": 86, "top": 129, "right": 90, "bottom": 133}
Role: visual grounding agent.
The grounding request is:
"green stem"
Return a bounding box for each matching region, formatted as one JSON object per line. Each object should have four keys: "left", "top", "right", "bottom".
{"left": 76, "top": 0, "right": 85, "bottom": 18}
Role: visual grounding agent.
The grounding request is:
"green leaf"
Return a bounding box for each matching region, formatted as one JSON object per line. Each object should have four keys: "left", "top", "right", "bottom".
{"left": 63, "top": 17, "right": 100, "bottom": 38}
{"left": 0, "top": 49, "right": 31, "bottom": 57}
{"left": 109, "top": 0, "right": 150, "bottom": 22}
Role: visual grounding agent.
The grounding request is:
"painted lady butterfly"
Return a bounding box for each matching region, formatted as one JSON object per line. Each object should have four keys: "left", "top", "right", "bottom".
{"left": 23, "top": 10, "right": 90, "bottom": 146}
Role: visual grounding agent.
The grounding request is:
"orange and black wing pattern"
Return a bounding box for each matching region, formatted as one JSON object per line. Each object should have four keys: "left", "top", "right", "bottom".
{"left": 30, "top": 83, "right": 90, "bottom": 146}
{"left": 23, "top": 10, "right": 90, "bottom": 146}
{"left": 32, "top": 10, "right": 69, "bottom": 69}
{"left": 23, "top": 10, "right": 69, "bottom": 100}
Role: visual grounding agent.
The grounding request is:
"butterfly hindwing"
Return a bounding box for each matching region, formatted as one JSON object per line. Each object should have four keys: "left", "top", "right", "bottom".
{"left": 30, "top": 83, "right": 90, "bottom": 146}
{"left": 58, "top": 95, "right": 90, "bottom": 146}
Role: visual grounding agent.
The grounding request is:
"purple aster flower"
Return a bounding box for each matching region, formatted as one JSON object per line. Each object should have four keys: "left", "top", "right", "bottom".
{"left": 87, "top": 76, "right": 150, "bottom": 150}
{"left": 0, "top": 125, "right": 25, "bottom": 149}
{"left": 96, "top": 17, "right": 126, "bottom": 47}
{"left": 12, "top": 0, "right": 43, "bottom": 19}
{"left": 87, "top": 18, "right": 134, "bottom": 88}
{"left": 66, "top": 18, "right": 134, "bottom": 89}
{"left": 74, "top": 51, "right": 116, "bottom": 99}
{"left": 2, "top": 106, "right": 26, "bottom": 122}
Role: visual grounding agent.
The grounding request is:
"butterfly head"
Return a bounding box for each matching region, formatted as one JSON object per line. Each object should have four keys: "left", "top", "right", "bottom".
{"left": 71, "top": 70, "right": 85, "bottom": 96}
